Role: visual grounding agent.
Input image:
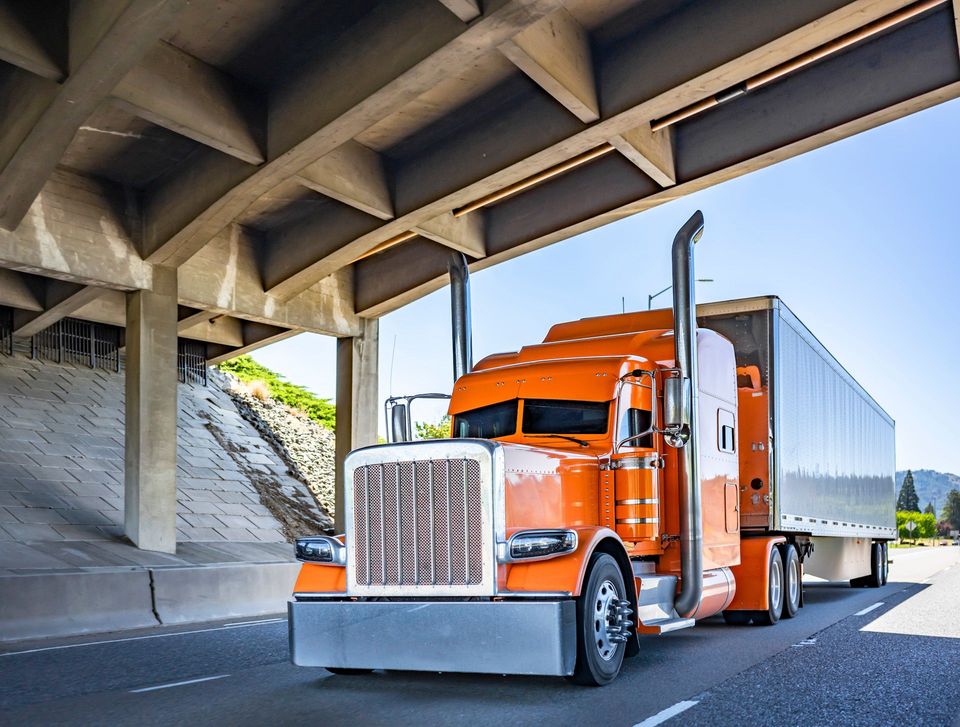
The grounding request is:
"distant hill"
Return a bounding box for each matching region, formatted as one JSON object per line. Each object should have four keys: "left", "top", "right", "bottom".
{"left": 896, "top": 469, "right": 960, "bottom": 514}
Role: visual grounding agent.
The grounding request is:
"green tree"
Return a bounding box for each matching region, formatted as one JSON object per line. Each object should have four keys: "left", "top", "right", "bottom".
{"left": 942, "top": 488, "right": 960, "bottom": 530}
{"left": 896, "top": 510, "right": 923, "bottom": 542}
{"left": 416, "top": 415, "right": 451, "bottom": 440}
{"left": 917, "top": 512, "right": 937, "bottom": 539}
{"left": 923, "top": 502, "right": 935, "bottom": 515}
{"left": 897, "top": 470, "right": 919, "bottom": 512}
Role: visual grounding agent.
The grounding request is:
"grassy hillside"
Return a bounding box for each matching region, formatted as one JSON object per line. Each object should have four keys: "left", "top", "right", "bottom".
{"left": 897, "top": 469, "right": 960, "bottom": 513}
{"left": 218, "top": 355, "right": 335, "bottom": 430}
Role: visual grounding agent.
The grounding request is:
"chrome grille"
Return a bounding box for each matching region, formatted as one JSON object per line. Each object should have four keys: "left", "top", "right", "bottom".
{"left": 353, "top": 458, "right": 484, "bottom": 589}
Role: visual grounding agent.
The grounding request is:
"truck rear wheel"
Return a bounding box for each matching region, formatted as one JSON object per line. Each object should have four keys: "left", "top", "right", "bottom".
{"left": 753, "top": 546, "right": 784, "bottom": 626}
{"left": 779, "top": 544, "right": 801, "bottom": 619}
{"left": 851, "top": 542, "right": 886, "bottom": 588}
{"left": 570, "top": 553, "right": 629, "bottom": 686}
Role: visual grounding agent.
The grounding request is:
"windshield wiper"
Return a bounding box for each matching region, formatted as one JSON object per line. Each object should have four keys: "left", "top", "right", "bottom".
{"left": 525, "top": 434, "right": 590, "bottom": 448}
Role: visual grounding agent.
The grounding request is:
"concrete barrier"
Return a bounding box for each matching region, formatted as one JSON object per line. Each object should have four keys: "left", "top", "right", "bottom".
{"left": 0, "top": 570, "right": 159, "bottom": 642}
{"left": 150, "top": 562, "right": 300, "bottom": 625}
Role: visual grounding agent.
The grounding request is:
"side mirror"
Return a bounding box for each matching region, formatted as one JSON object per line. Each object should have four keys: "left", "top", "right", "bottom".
{"left": 390, "top": 402, "right": 410, "bottom": 443}
{"left": 662, "top": 376, "right": 690, "bottom": 448}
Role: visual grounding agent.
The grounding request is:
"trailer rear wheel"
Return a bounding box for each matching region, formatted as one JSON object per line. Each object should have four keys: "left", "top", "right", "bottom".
{"left": 880, "top": 542, "right": 889, "bottom": 585}
{"left": 570, "top": 553, "right": 629, "bottom": 686}
{"left": 851, "top": 542, "right": 886, "bottom": 588}
{"left": 868, "top": 542, "right": 885, "bottom": 588}
{"left": 780, "top": 544, "right": 801, "bottom": 619}
{"left": 753, "top": 546, "right": 784, "bottom": 626}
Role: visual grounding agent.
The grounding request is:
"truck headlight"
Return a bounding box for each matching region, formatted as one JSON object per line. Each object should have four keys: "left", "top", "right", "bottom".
{"left": 505, "top": 530, "right": 578, "bottom": 561}
{"left": 295, "top": 536, "right": 346, "bottom": 566}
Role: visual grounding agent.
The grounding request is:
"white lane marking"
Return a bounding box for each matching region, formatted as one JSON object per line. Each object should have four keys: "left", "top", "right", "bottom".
{"left": 792, "top": 638, "right": 817, "bottom": 647}
{"left": 130, "top": 674, "right": 229, "bottom": 693}
{"left": 632, "top": 700, "right": 699, "bottom": 727}
{"left": 222, "top": 617, "right": 285, "bottom": 627}
{"left": 853, "top": 602, "right": 884, "bottom": 616}
{"left": 0, "top": 618, "right": 287, "bottom": 657}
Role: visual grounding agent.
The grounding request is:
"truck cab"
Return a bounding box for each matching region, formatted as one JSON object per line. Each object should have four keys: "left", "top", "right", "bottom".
{"left": 288, "top": 212, "right": 894, "bottom": 685}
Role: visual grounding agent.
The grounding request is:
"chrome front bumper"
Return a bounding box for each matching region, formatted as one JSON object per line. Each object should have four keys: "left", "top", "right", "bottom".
{"left": 289, "top": 599, "right": 576, "bottom": 676}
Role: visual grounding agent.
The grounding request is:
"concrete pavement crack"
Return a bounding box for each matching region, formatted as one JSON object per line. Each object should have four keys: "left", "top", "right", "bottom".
{"left": 147, "top": 569, "right": 162, "bottom": 626}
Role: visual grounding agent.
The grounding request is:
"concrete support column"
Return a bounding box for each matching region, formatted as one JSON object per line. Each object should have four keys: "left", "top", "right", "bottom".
{"left": 334, "top": 318, "right": 379, "bottom": 532}
{"left": 124, "top": 266, "right": 179, "bottom": 553}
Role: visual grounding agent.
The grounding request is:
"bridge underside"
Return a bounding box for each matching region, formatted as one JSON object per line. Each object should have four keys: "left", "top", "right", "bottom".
{"left": 0, "top": 0, "right": 956, "bottom": 549}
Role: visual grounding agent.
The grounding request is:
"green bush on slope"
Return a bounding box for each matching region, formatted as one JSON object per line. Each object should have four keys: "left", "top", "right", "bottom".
{"left": 219, "top": 355, "right": 335, "bottom": 430}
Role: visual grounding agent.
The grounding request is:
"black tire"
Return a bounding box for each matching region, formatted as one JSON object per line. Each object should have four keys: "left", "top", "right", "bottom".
{"left": 866, "top": 542, "right": 885, "bottom": 588}
{"left": 570, "top": 553, "right": 628, "bottom": 686}
{"left": 851, "top": 542, "right": 888, "bottom": 588}
{"left": 722, "top": 610, "right": 752, "bottom": 625}
{"left": 325, "top": 667, "right": 374, "bottom": 675}
{"left": 779, "top": 543, "right": 801, "bottom": 619}
{"left": 752, "top": 546, "right": 784, "bottom": 626}
{"left": 880, "top": 542, "right": 889, "bottom": 586}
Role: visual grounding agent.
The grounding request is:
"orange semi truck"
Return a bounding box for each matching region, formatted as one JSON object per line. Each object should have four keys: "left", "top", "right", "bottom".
{"left": 288, "top": 212, "right": 896, "bottom": 685}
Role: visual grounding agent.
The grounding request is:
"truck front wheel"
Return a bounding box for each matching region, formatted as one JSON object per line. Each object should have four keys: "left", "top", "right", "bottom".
{"left": 570, "top": 553, "right": 630, "bottom": 686}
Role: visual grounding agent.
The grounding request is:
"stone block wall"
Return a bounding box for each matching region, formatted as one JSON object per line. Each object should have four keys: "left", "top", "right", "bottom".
{"left": 0, "top": 343, "right": 327, "bottom": 546}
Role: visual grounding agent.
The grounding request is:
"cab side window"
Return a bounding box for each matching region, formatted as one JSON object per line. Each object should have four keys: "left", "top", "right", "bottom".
{"left": 618, "top": 408, "right": 652, "bottom": 448}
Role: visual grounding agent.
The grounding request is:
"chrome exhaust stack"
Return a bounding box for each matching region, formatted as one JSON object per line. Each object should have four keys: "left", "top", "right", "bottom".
{"left": 448, "top": 251, "right": 473, "bottom": 381}
{"left": 670, "top": 211, "right": 705, "bottom": 618}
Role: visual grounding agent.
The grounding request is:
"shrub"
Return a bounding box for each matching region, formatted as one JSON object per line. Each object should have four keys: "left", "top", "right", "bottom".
{"left": 416, "top": 416, "right": 451, "bottom": 440}
{"left": 244, "top": 379, "right": 271, "bottom": 402}
{"left": 219, "top": 355, "right": 335, "bottom": 430}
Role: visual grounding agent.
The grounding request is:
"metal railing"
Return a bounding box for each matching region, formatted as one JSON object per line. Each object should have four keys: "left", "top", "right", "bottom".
{"left": 177, "top": 339, "right": 208, "bottom": 386}
{"left": 0, "top": 306, "right": 12, "bottom": 356}
{"left": 31, "top": 318, "right": 120, "bottom": 372}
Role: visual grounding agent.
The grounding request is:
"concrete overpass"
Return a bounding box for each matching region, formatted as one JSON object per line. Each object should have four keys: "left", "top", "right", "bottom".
{"left": 0, "top": 0, "right": 957, "bottom": 552}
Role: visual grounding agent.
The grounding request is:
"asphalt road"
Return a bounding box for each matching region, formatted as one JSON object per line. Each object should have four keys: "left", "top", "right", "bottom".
{"left": 1, "top": 547, "right": 957, "bottom": 727}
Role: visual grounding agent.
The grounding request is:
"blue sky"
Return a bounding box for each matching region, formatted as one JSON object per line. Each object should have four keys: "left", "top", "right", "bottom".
{"left": 251, "top": 97, "right": 960, "bottom": 475}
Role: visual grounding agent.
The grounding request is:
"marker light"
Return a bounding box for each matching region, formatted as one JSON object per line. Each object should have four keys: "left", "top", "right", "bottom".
{"left": 295, "top": 536, "right": 346, "bottom": 566}
{"left": 507, "top": 530, "right": 578, "bottom": 561}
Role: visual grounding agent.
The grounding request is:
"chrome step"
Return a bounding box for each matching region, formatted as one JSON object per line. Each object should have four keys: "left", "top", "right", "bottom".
{"left": 636, "top": 616, "right": 695, "bottom": 634}
{"left": 632, "top": 573, "right": 696, "bottom": 635}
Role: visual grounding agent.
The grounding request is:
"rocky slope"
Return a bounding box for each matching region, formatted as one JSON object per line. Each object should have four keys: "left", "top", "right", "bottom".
{"left": 215, "top": 370, "right": 337, "bottom": 528}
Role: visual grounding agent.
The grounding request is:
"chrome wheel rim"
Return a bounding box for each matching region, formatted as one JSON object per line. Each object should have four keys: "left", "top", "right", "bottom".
{"left": 770, "top": 560, "right": 782, "bottom": 611}
{"left": 593, "top": 579, "right": 622, "bottom": 661}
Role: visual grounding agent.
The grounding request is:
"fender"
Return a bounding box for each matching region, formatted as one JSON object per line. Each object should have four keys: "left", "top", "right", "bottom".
{"left": 503, "top": 526, "right": 633, "bottom": 598}
{"left": 724, "top": 535, "right": 786, "bottom": 611}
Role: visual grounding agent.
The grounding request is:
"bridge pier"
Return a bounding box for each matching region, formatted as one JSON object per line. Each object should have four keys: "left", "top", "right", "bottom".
{"left": 334, "top": 319, "right": 379, "bottom": 533}
{"left": 124, "top": 266, "right": 179, "bottom": 554}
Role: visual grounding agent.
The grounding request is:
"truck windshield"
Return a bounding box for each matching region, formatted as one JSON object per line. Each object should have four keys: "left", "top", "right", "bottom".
{"left": 454, "top": 400, "right": 517, "bottom": 438}
{"left": 522, "top": 399, "right": 609, "bottom": 435}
